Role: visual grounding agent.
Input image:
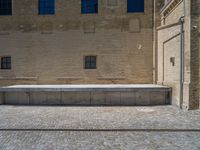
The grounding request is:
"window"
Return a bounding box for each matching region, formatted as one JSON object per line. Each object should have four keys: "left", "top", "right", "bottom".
{"left": 127, "top": 0, "right": 144, "bottom": 13}
{"left": 85, "top": 56, "right": 96, "bottom": 69}
{"left": 0, "top": 0, "right": 12, "bottom": 15}
{"left": 39, "top": 0, "right": 55, "bottom": 15}
{"left": 1, "top": 56, "right": 11, "bottom": 69}
{"left": 81, "top": 0, "right": 98, "bottom": 14}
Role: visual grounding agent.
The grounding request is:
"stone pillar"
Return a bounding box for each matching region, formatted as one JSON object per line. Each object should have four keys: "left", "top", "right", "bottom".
{"left": 153, "top": 0, "right": 163, "bottom": 84}
{"left": 180, "top": 0, "right": 191, "bottom": 109}
{"left": 188, "top": 0, "right": 200, "bottom": 109}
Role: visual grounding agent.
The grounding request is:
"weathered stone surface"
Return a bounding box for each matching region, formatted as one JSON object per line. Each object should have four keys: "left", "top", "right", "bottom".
{"left": 46, "top": 92, "right": 61, "bottom": 105}
{"left": 135, "top": 91, "right": 150, "bottom": 105}
{"left": 120, "top": 92, "right": 136, "bottom": 105}
{"left": 5, "top": 92, "right": 29, "bottom": 105}
{"left": 0, "top": 0, "right": 154, "bottom": 85}
{"left": 0, "top": 84, "right": 171, "bottom": 106}
{"left": 62, "top": 92, "right": 91, "bottom": 105}
{"left": 150, "top": 91, "right": 166, "bottom": 105}
{"left": 30, "top": 92, "right": 47, "bottom": 105}
{"left": 91, "top": 92, "right": 106, "bottom": 105}
{"left": 105, "top": 92, "right": 121, "bottom": 105}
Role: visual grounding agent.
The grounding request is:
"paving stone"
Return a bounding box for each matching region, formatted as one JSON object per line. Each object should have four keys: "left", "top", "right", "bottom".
{"left": 0, "top": 131, "right": 200, "bottom": 150}
{"left": 0, "top": 106, "right": 200, "bottom": 149}
{"left": 0, "top": 106, "right": 199, "bottom": 130}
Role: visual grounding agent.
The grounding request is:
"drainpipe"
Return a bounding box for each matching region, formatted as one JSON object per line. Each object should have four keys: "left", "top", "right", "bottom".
{"left": 153, "top": 0, "right": 157, "bottom": 84}
{"left": 179, "top": 0, "right": 186, "bottom": 109}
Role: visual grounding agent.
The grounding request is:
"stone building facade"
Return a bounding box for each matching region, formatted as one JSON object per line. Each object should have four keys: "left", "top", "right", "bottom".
{"left": 0, "top": 0, "right": 199, "bottom": 109}
{"left": 0, "top": 0, "right": 154, "bottom": 85}
{"left": 156, "top": 0, "right": 200, "bottom": 109}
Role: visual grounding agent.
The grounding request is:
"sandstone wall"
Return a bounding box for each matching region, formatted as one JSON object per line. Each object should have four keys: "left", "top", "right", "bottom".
{"left": 0, "top": 0, "right": 154, "bottom": 85}
{"left": 157, "top": 24, "right": 181, "bottom": 106}
{"left": 158, "top": 0, "right": 200, "bottom": 109}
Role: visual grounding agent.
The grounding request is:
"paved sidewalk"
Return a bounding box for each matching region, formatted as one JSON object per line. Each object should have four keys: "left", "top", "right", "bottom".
{"left": 0, "top": 105, "right": 200, "bottom": 149}
{"left": 0, "top": 105, "right": 199, "bottom": 129}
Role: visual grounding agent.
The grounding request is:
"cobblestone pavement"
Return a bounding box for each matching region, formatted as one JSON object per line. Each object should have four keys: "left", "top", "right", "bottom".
{"left": 0, "top": 131, "right": 200, "bottom": 150}
{"left": 0, "top": 105, "right": 200, "bottom": 149}
{"left": 0, "top": 106, "right": 200, "bottom": 129}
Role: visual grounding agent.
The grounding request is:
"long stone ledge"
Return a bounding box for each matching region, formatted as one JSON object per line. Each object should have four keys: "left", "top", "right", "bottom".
{"left": 0, "top": 84, "right": 172, "bottom": 105}
{"left": 0, "top": 84, "right": 171, "bottom": 92}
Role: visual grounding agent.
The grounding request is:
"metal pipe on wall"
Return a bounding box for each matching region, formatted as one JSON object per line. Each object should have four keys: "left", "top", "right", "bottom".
{"left": 153, "top": 0, "right": 157, "bottom": 84}
{"left": 179, "top": 0, "right": 186, "bottom": 109}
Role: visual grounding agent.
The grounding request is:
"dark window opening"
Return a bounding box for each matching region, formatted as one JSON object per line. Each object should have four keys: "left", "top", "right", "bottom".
{"left": 39, "top": 0, "right": 55, "bottom": 15}
{"left": 85, "top": 56, "right": 96, "bottom": 69}
{"left": 127, "top": 0, "right": 144, "bottom": 13}
{"left": 0, "top": 0, "right": 12, "bottom": 15}
{"left": 82, "top": 0, "right": 98, "bottom": 14}
{"left": 1, "top": 56, "right": 11, "bottom": 69}
{"left": 170, "top": 57, "right": 175, "bottom": 66}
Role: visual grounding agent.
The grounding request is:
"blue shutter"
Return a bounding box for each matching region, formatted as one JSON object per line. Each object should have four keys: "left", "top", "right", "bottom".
{"left": 127, "top": 0, "right": 144, "bottom": 13}
{"left": 82, "top": 0, "right": 98, "bottom": 14}
{"left": 39, "top": 0, "right": 55, "bottom": 15}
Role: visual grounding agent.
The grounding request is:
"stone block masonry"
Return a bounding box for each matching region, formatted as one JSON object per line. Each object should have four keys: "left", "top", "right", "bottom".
{"left": 0, "top": 84, "right": 171, "bottom": 106}
{"left": 0, "top": 0, "right": 154, "bottom": 85}
{"left": 156, "top": 0, "right": 200, "bottom": 109}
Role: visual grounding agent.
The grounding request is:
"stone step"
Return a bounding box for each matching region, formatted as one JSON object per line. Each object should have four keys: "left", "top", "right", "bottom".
{"left": 0, "top": 84, "right": 172, "bottom": 106}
